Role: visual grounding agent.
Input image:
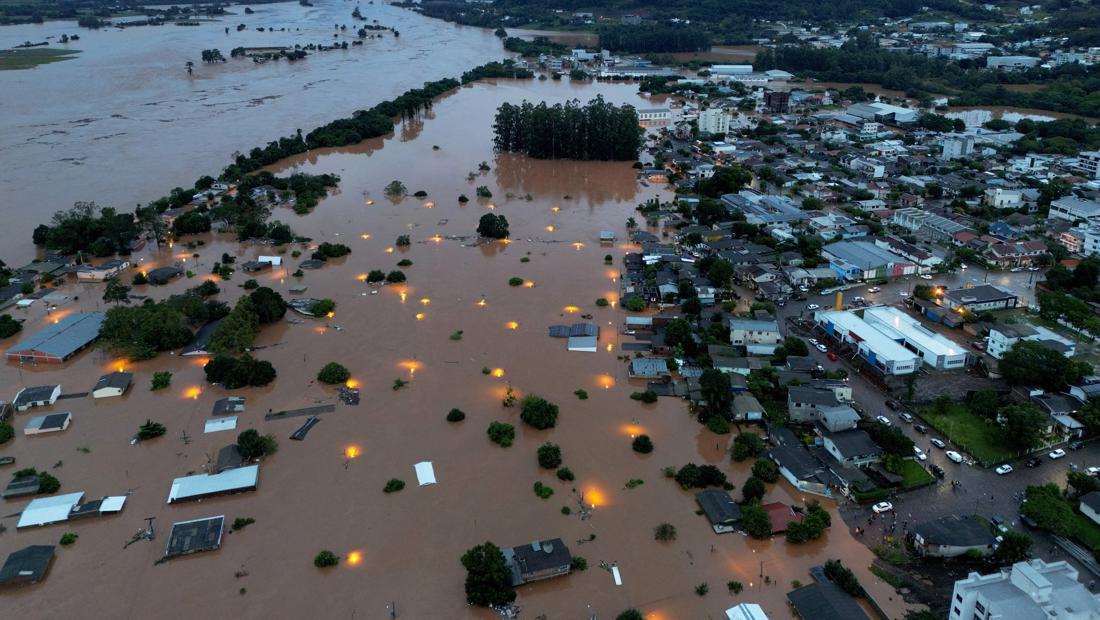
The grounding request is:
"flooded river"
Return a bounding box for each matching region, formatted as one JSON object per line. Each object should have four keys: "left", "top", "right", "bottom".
{"left": 0, "top": 5, "right": 913, "bottom": 619}
{"left": 0, "top": 0, "right": 506, "bottom": 263}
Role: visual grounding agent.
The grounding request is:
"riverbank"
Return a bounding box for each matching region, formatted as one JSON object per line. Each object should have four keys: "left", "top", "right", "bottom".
{"left": 0, "top": 46, "right": 79, "bottom": 69}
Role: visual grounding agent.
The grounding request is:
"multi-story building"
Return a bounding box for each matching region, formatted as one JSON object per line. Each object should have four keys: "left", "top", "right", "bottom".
{"left": 1049, "top": 196, "right": 1100, "bottom": 224}
{"left": 1074, "top": 151, "right": 1100, "bottom": 180}
{"left": 941, "top": 134, "right": 976, "bottom": 160}
{"left": 697, "top": 108, "right": 731, "bottom": 135}
{"left": 949, "top": 560, "right": 1100, "bottom": 620}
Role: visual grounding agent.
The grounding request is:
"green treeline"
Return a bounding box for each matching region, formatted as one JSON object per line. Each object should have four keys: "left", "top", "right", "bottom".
{"left": 755, "top": 35, "right": 1100, "bottom": 119}
{"left": 596, "top": 24, "right": 709, "bottom": 53}
{"left": 503, "top": 36, "right": 566, "bottom": 58}
{"left": 493, "top": 96, "right": 641, "bottom": 160}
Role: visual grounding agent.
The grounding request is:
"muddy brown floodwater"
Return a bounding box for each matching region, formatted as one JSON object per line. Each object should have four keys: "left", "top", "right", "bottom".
{"left": 0, "top": 75, "right": 915, "bottom": 619}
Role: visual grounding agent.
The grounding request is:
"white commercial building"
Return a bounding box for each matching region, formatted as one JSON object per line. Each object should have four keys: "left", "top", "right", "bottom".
{"left": 863, "top": 306, "right": 968, "bottom": 370}
{"left": 815, "top": 310, "right": 919, "bottom": 375}
{"left": 167, "top": 464, "right": 259, "bottom": 503}
{"left": 1049, "top": 196, "right": 1100, "bottom": 224}
{"left": 698, "top": 108, "right": 732, "bottom": 135}
{"left": 1074, "top": 151, "right": 1100, "bottom": 180}
{"left": 950, "top": 560, "right": 1100, "bottom": 620}
{"left": 710, "top": 64, "right": 753, "bottom": 75}
{"left": 986, "top": 55, "right": 1041, "bottom": 71}
{"left": 987, "top": 323, "right": 1076, "bottom": 360}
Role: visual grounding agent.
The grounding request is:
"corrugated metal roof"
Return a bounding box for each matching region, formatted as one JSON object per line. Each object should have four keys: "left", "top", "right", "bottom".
{"left": 17, "top": 492, "right": 84, "bottom": 528}
{"left": 7, "top": 312, "right": 105, "bottom": 359}
{"left": 167, "top": 465, "right": 258, "bottom": 503}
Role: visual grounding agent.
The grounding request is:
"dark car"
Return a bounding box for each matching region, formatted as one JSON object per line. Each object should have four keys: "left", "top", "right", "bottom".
{"left": 931, "top": 464, "right": 946, "bottom": 479}
{"left": 1026, "top": 457, "right": 1042, "bottom": 468}
{"left": 913, "top": 424, "right": 928, "bottom": 434}
{"left": 1070, "top": 441, "right": 1084, "bottom": 451}
{"left": 1019, "top": 513, "right": 1039, "bottom": 528}
{"left": 885, "top": 400, "right": 899, "bottom": 410}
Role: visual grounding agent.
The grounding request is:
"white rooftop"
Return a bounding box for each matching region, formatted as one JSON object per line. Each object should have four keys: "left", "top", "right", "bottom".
{"left": 818, "top": 310, "right": 920, "bottom": 363}
{"left": 167, "top": 464, "right": 258, "bottom": 503}
{"left": 18, "top": 492, "right": 83, "bottom": 528}
{"left": 414, "top": 461, "right": 436, "bottom": 486}
{"left": 864, "top": 306, "right": 963, "bottom": 357}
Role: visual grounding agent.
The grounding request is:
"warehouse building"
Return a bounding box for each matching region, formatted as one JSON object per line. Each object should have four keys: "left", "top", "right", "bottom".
{"left": 822, "top": 240, "right": 916, "bottom": 282}
{"left": 862, "top": 306, "right": 968, "bottom": 370}
{"left": 815, "top": 310, "right": 919, "bottom": 375}
{"left": 4, "top": 312, "right": 106, "bottom": 364}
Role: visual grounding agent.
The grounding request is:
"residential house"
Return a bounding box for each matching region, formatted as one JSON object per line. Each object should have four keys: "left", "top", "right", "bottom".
{"left": 696, "top": 490, "right": 741, "bottom": 534}
{"left": 503, "top": 539, "right": 572, "bottom": 586}
{"left": 983, "top": 240, "right": 1048, "bottom": 268}
{"left": 910, "top": 515, "right": 996, "bottom": 558}
{"left": 987, "top": 323, "right": 1076, "bottom": 360}
{"left": 821, "top": 429, "right": 881, "bottom": 468}
{"left": 1081, "top": 492, "right": 1100, "bottom": 526}
{"left": 728, "top": 318, "right": 782, "bottom": 355}
{"left": 939, "top": 285, "right": 1018, "bottom": 313}
{"left": 92, "top": 372, "right": 132, "bottom": 399}
{"left": 629, "top": 358, "right": 671, "bottom": 380}
{"left": 12, "top": 385, "right": 61, "bottom": 412}
{"left": 733, "top": 394, "right": 764, "bottom": 421}
{"left": 75, "top": 259, "right": 130, "bottom": 282}
{"left": 787, "top": 386, "right": 841, "bottom": 423}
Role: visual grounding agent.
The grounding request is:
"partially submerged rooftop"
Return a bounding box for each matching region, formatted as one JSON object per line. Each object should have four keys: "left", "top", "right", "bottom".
{"left": 164, "top": 516, "right": 225, "bottom": 559}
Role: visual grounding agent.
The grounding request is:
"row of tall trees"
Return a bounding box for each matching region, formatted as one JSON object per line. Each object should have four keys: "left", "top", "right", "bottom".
{"left": 596, "top": 24, "right": 709, "bottom": 53}
{"left": 492, "top": 96, "right": 642, "bottom": 160}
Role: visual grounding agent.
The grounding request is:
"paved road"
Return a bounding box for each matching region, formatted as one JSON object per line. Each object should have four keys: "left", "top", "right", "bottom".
{"left": 769, "top": 271, "right": 1100, "bottom": 577}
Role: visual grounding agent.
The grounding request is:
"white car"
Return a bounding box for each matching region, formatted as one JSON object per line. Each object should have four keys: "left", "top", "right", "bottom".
{"left": 872, "top": 501, "right": 893, "bottom": 514}
{"left": 798, "top": 285, "right": 809, "bottom": 292}
{"left": 808, "top": 338, "right": 819, "bottom": 346}
{"left": 946, "top": 450, "right": 964, "bottom": 463}
{"left": 913, "top": 447, "right": 927, "bottom": 461}
{"left": 1010, "top": 267, "right": 1022, "bottom": 273}
{"left": 867, "top": 287, "right": 881, "bottom": 293}
{"left": 930, "top": 438, "right": 946, "bottom": 449}
{"left": 919, "top": 274, "right": 933, "bottom": 280}
{"left": 960, "top": 263, "right": 968, "bottom": 269}
{"left": 1087, "top": 466, "right": 1100, "bottom": 477}
{"left": 876, "top": 415, "right": 892, "bottom": 426}
{"left": 995, "top": 464, "right": 1014, "bottom": 475}
{"left": 816, "top": 343, "right": 828, "bottom": 353}
{"left": 806, "top": 304, "right": 820, "bottom": 311}
{"left": 1049, "top": 449, "right": 1067, "bottom": 459}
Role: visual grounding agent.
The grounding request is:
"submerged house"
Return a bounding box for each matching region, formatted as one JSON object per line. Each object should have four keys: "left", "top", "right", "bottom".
{"left": 696, "top": 490, "right": 741, "bottom": 534}
{"left": 503, "top": 538, "right": 572, "bottom": 586}
{"left": 5, "top": 312, "right": 105, "bottom": 364}
{"left": 0, "top": 545, "right": 55, "bottom": 587}
{"left": 166, "top": 465, "right": 259, "bottom": 504}
{"left": 12, "top": 385, "right": 61, "bottom": 412}
{"left": 910, "top": 515, "right": 996, "bottom": 558}
{"left": 92, "top": 372, "right": 132, "bottom": 399}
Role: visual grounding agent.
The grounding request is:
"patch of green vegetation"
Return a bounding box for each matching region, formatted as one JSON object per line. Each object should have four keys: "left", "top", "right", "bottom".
{"left": 918, "top": 402, "right": 1015, "bottom": 465}
{"left": 0, "top": 48, "right": 80, "bottom": 71}
{"left": 897, "top": 459, "right": 935, "bottom": 488}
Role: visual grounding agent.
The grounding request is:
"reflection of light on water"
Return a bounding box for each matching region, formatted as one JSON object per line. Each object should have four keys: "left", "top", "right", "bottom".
{"left": 385, "top": 247, "right": 394, "bottom": 253}
{"left": 366, "top": 200, "right": 375, "bottom": 205}
{"left": 423, "top": 201, "right": 434, "bottom": 208}
{"left": 551, "top": 206, "right": 560, "bottom": 212}
{"left": 415, "top": 313, "right": 425, "bottom": 321}
{"left": 419, "top": 298, "right": 430, "bottom": 305}
{"left": 545, "top": 225, "right": 555, "bottom": 232}
{"left": 499, "top": 239, "right": 512, "bottom": 245}
{"left": 346, "top": 550, "right": 363, "bottom": 567}
{"left": 360, "top": 233, "right": 371, "bottom": 239}
{"left": 506, "top": 321, "right": 519, "bottom": 330}
{"left": 573, "top": 242, "right": 584, "bottom": 250}
{"left": 356, "top": 273, "right": 368, "bottom": 281}
{"left": 523, "top": 280, "right": 535, "bottom": 288}
{"left": 599, "top": 374, "right": 615, "bottom": 389}
{"left": 622, "top": 423, "right": 644, "bottom": 437}
{"left": 326, "top": 311, "right": 335, "bottom": 319}
{"left": 563, "top": 305, "right": 579, "bottom": 313}
{"left": 399, "top": 292, "right": 407, "bottom": 303}
{"left": 345, "top": 445, "right": 361, "bottom": 459}
{"left": 313, "top": 326, "right": 327, "bottom": 335}
{"left": 487, "top": 204, "right": 496, "bottom": 210}
{"left": 583, "top": 485, "right": 607, "bottom": 508}
{"left": 185, "top": 386, "right": 202, "bottom": 400}
{"left": 491, "top": 368, "right": 505, "bottom": 378}
{"left": 431, "top": 235, "right": 442, "bottom": 243}
{"left": 606, "top": 343, "right": 614, "bottom": 352}
{"left": 399, "top": 360, "right": 422, "bottom": 377}
{"left": 477, "top": 299, "right": 487, "bottom": 307}
{"left": 345, "top": 379, "right": 360, "bottom": 389}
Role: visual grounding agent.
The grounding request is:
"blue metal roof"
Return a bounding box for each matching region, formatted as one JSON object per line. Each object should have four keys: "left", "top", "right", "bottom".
{"left": 7, "top": 312, "right": 105, "bottom": 360}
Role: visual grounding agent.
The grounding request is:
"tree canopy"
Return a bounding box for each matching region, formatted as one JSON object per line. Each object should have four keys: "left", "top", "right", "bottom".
{"left": 460, "top": 542, "right": 515, "bottom": 607}
{"left": 493, "top": 96, "right": 641, "bottom": 161}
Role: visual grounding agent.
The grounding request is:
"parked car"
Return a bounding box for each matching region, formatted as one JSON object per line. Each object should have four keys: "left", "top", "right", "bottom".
{"left": 867, "top": 286, "right": 881, "bottom": 293}
{"left": 808, "top": 338, "right": 819, "bottom": 346}
{"left": 1087, "top": 466, "right": 1100, "bottom": 477}
{"left": 1049, "top": 449, "right": 1067, "bottom": 459}
{"left": 931, "top": 464, "right": 946, "bottom": 478}
{"left": 946, "top": 450, "right": 964, "bottom": 463}
{"left": 1070, "top": 441, "right": 1084, "bottom": 451}
{"left": 816, "top": 343, "right": 828, "bottom": 353}
{"left": 930, "top": 438, "right": 946, "bottom": 449}
{"left": 798, "top": 285, "right": 809, "bottom": 292}
{"left": 995, "top": 464, "right": 1014, "bottom": 475}
{"left": 1026, "top": 457, "right": 1042, "bottom": 468}
{"left": 914, "top": 424, "right": 928, "bottom": 434}
{"left": 960, "top": 263, "right": 968, "bottom": 270}
{"left": 806, "top": 304, "right": 820, "bottom": 310}
{"left": 919, "top": 274, "right": 933, "bottom": 280}
{"left": 826, "top": 351, "right": 837, "bottom": 361}
{"left": 913, "top": 446, "right": 927, "bottom": 461}
{"left": 872, "top": 501, "right": 894, "bottom": 514}
{"left": 1019, "top": 513, "right": 1038, "bottom": 528}
{"left": 900, "top": 412, "right": 914, "bottom": 423}
{"left": 0, "top": 456, "right": 14, "bottom": 466}
{"left": 885, "top": 400, "right": 899, "bottom": 410}
{"left": 876, "top": 415, "right": 892, "bottom": 426}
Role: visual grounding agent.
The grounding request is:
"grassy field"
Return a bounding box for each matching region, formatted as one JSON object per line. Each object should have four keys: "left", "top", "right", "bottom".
{"left": 0, "top": 48, "right": 80, "bottom": 71}
{"left": 918, "top": 403, "right": 1016, "bottom": 466}
{"left": 898, "top": 459, "right": 934, "bottom": 488}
